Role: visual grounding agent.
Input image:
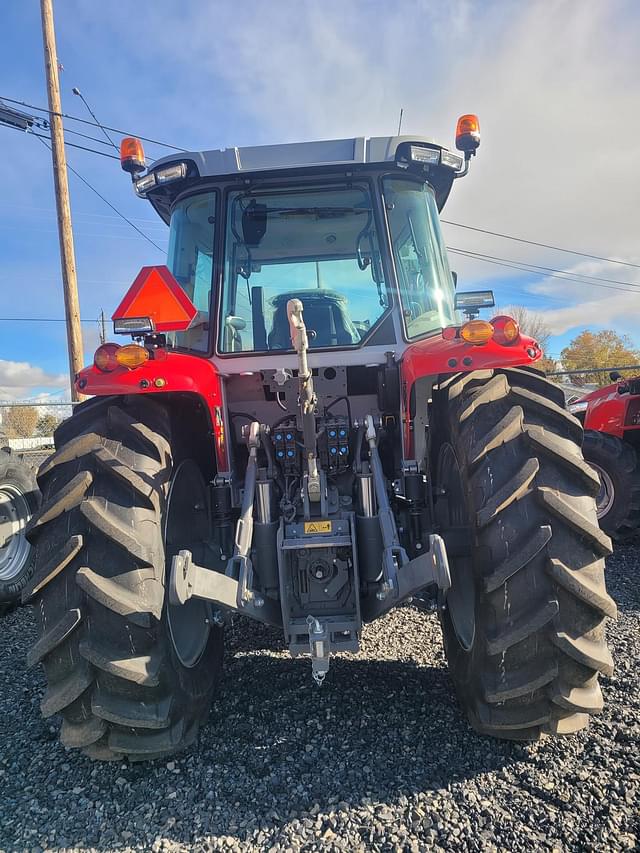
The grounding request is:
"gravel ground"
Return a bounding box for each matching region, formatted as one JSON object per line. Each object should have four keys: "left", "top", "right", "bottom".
{"left": 1, "top": 546, "right": 638, "bottom": 853}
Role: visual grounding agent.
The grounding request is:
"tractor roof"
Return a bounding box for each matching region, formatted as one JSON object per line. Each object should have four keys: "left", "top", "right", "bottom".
{"left": 151, "top": 135, "right": 440, "bottom": 177}
{"left": 143, "top": 134, "right": 461, "bottom": 221}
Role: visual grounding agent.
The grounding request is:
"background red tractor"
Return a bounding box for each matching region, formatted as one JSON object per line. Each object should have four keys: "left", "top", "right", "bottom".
{"left": 568, "top": 372, "right": 640, "bottom": 540}
{"left": 22, "top": 116, "right": 615, "bottom": 761}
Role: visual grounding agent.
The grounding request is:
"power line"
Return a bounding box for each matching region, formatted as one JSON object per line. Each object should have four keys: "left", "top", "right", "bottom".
{"left": 72, "top": 87, "right": 118, "bottom": 152}
{"left": 30, "top": 113, "right": 118, "bottom": 150}
{"left": 36, "top": 136, "right": 164, "bottom": 252}
{"left": 54, "top": 123, "right": 119, "bottom": 149}
{"left": 9, "top": 204, "right": 165, "bottom": 226}
{"left": 2, "top": 120, "right": 118, "bottom": 159}
{"left": 0, "top": 94, "right": 185, "bottom": 152}
{"left": 0, "top": 317, "right": 97, "bottom": 323}
{"left": 448, "top": 247, "right": 640, "bottom": 294}
{"left": 442, "top": 219, "right": 640, "bottom": 270}
{"left": 450, "top": 248, "right": 640, "bottom": 296}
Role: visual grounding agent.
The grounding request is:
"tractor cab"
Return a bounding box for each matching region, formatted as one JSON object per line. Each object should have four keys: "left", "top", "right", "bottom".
{"left": 118, "top": 122, "right": 479, "bottom": 365}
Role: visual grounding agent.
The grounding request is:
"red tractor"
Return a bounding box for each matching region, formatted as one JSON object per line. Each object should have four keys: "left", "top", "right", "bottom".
{"left": 24, "top": 116, "right": 615, "bottom": 761}
{"left": 568, "top": 373, "right": 640, "bottom": 540}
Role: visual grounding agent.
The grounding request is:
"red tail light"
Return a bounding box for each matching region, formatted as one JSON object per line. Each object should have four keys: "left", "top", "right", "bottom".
{"left": 94, "top": 343, "right": 121, "bottom": 372}
{"left": 491, "top": 315, "right": 520, "bottom": 346}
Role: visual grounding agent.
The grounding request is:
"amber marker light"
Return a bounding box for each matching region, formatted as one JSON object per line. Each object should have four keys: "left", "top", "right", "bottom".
{"left": 460, "top": 319, "right": 494, "bottom": 345}
{"left": 115, "top": 344, "right": 150, "bottom": 369}
{"left": 120, "top": 137, "right": 146, "bottom": 174}
{"left": 455, "top": 114, "right": 481, "bottom": 153}
{"left": 94, "top": 342, "right": 121, "bottom": 372}
{"left": 491, "top": 315, "right": 520, "bottom": 345}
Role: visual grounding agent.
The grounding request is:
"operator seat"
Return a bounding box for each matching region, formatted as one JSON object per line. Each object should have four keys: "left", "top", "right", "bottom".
{"left": 268, "top": 290, "right": 360, "bottom": 349}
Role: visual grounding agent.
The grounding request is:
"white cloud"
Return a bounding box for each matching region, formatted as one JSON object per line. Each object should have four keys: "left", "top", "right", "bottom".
{"left": 526, "top": 257, "right": 640, "bottom": 336}
{"left": 5, "top": 0, "right": 640, "bottom": 366}
{"left": 125, "top": 0, "right": 640, "bottom": 336}
{"left": 0, "top": 359, "right": 67, "bottom": 400}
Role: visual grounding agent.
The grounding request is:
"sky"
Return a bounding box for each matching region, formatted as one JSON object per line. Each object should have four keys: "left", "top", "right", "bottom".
{"left": 1, "top": 0, "right": 639, "bottom": 399}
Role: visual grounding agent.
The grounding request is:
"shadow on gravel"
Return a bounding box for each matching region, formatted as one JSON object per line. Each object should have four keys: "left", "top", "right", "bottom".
{"left": 3, "top": 619, "right": 525, "bottom": 850}
{"left": 2, "top": 586, "right": 638, "bottom": 852}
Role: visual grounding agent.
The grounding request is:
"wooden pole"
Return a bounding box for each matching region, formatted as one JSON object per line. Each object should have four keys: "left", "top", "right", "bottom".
{"left": 40, "top": 0, "right": 84, "bottom": 402}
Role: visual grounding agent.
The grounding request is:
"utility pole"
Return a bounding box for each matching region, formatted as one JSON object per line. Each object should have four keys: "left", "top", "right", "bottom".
{"left": 40, "top": 0, "right": 84, "bottom": 401}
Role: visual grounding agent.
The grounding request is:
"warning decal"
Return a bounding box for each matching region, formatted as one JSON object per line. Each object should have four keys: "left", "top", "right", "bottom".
{"left": 304, "top": 520, "right": 332, "bottom": 534}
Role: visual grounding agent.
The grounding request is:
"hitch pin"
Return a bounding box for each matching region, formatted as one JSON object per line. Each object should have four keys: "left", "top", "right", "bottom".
{"left": 307, "top": 615, "right": 330, "bottom": 686}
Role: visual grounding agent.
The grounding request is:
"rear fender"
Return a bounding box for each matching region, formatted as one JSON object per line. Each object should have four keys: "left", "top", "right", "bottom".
{"left": 400, "top": 332, "right": 542, "bottom": 455}
{"left": 76, "top": 351, "right": 222, "bottom": 406}
{"left": 75, "top": 352, "right": 227, "bottom": 471}
{"left": 578, "top": 381, "right": 640, "bottom": 439}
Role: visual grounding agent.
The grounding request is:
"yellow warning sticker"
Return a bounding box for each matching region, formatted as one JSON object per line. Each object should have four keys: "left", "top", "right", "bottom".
{"left": 304, "top": 520, "right": 332, "bottom": 534}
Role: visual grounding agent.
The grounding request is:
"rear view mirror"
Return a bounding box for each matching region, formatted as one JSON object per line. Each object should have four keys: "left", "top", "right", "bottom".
{"left": 242, "top": 200, "right": 268, "bottom": 246}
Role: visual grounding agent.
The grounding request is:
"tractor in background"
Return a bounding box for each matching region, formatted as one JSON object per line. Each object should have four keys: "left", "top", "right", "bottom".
{"left": 569, "top": 372, "right": 640, "bottom": 539}
{"left": 0, "top": 448, "right": 39, "bottom": 613}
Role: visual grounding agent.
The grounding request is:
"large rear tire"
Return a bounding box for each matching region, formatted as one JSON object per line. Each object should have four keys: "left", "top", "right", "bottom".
{"left": 581, "top": 429, "right": 640, "bottom": 541}
{"left": 433, "top": 368, "right": 616, "bottom": 740}
{"left": 24, "top": 396, "right": 223, "bottom": 761}
{"left": 0, "top": 449, "right": 39, "bottom": 612}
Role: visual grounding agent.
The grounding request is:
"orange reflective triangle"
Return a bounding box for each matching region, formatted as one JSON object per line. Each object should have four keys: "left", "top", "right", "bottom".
{"left": 112, "top": 266, "right": 198, "bottom": 332}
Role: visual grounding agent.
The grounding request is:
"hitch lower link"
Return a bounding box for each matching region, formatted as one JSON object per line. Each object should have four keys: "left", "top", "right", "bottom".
{"left": 169, "top": 421, "right": 281, "bottom": 628}
{"left": 361, "top": 415, "right": 451, "bottom": 621}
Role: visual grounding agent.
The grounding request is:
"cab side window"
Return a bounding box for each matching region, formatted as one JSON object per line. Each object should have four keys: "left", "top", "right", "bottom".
{"left": 166, "top": 192, "right": 217, "bottom": 352}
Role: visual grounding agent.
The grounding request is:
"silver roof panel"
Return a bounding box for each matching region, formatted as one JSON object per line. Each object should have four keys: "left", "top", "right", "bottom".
{"left": 152, "top": 135, "right": 441, "bottom": 177}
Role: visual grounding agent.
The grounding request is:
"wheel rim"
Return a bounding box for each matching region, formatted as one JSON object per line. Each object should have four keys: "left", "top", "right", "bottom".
{"left": 0, "top": 482, "right": 32, "bottom": 582}
{"left": 437, "top": 443, "right": 475, "bottom": 651}
{"left": 590, "top": 462, "right": 615, "bottom": 519}
{"left": 165, "top": 460, "right": 211, "bottom": 668}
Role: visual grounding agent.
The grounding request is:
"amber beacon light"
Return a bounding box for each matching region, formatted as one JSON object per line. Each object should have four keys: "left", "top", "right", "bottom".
{"left": 455, "top": 114, "right": 481, "bottom": 154}
{"left": 120, "top": 137, "right": 146, "bottom": 174}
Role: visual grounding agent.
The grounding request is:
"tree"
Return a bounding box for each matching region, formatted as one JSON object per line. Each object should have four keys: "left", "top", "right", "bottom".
{"left": 36, "top": 413, "right": 60, "bottom": 437}
{"left": 2, "top": 405, "right": 38, "bottom": 438}
{"left": 560, "top": 330, "right": 640, "bottom": 387}
{"left": 496, "top": 305, "right": 557, "bottom": 374}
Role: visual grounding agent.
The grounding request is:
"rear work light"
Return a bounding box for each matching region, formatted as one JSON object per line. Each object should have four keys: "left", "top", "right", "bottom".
{"left": 113, "top": 316, "right": 155, "bottom": 335}
{"left": 440, "top": 150, "right": 464, "bottom": 171}
{"left": 156, "top": 163, "right": 187, "bottom": 184}
{"left": 134, "top": 173, "right": 156, "bottom": 195}
{"left": 135, "top": 162, "right": 187, "bottom": 196}
{"left": 491, "top": 315, "right": 520, "bottom": 345}
{"left": 120, "top": 137, "right": 146, "bottom": 174}
{"left": 408, "top": 145, "right": 441, "bottom": 165}
{"left": 460, "top": 319, "right": 494, "bottom": 345}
